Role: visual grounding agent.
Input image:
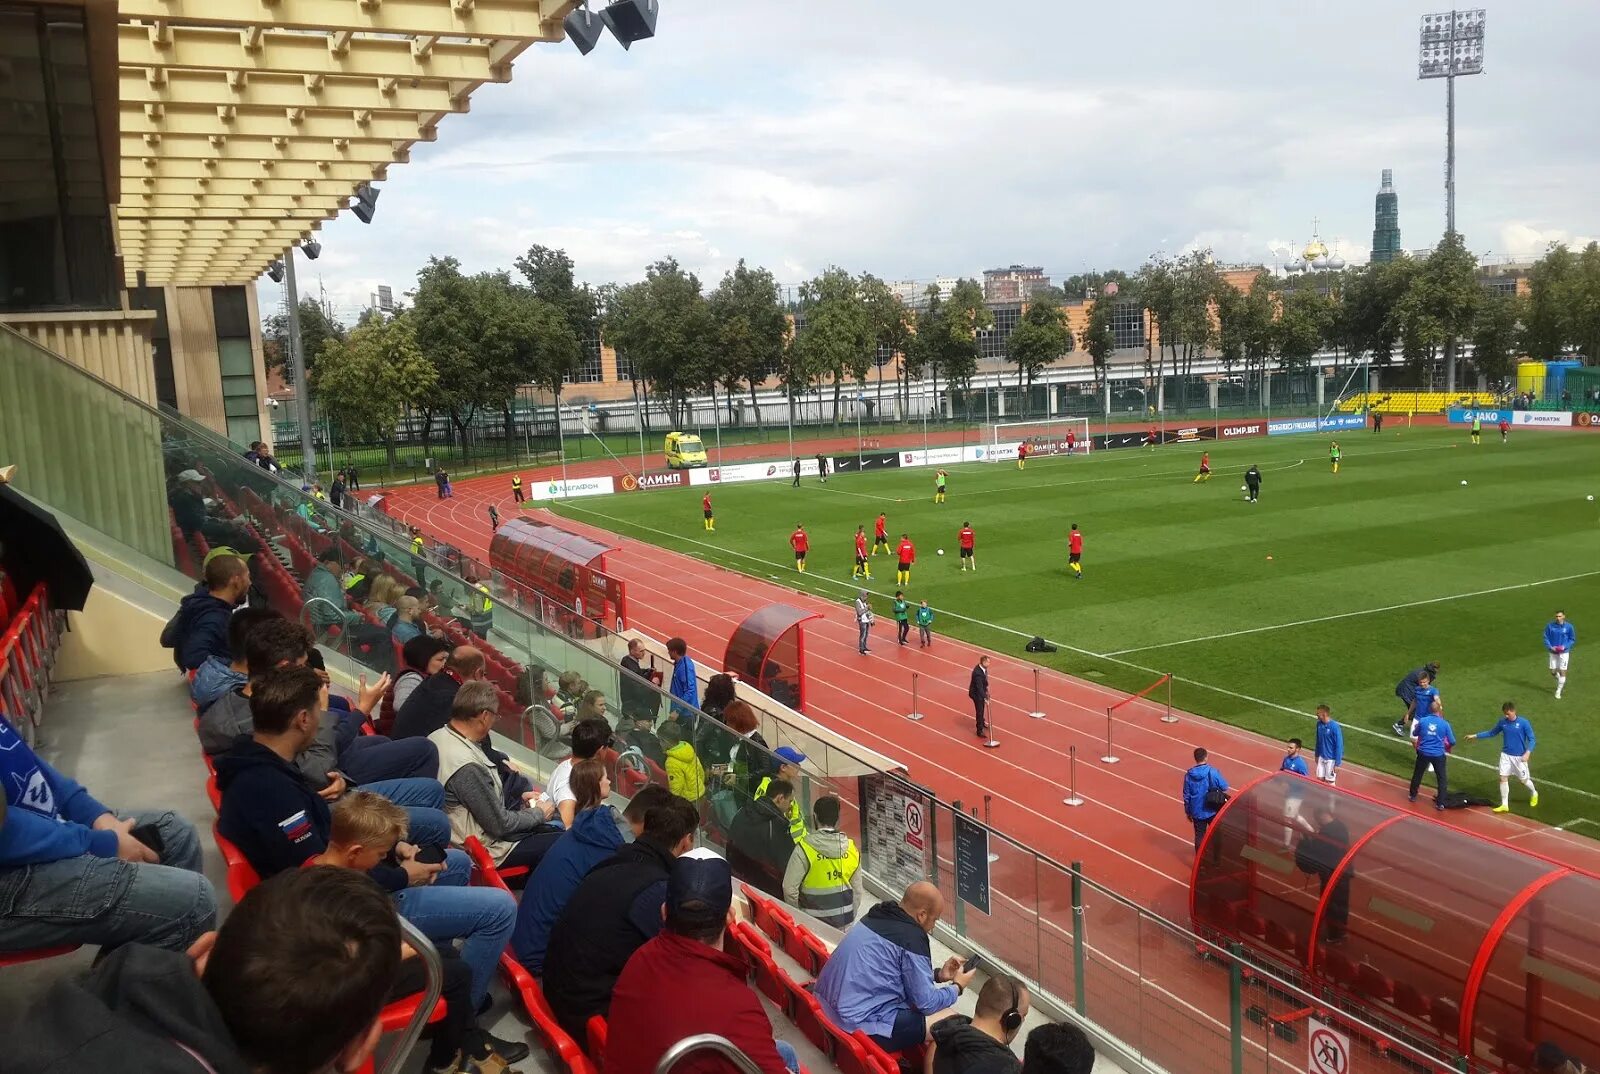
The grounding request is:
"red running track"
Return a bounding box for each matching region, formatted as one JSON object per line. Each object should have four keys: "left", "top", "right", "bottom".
{"left": 381, "top": 462, "right": 1600, "bottom": 929}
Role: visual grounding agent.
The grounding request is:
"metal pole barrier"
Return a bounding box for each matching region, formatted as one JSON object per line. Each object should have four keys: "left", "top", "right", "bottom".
{"left": 1228, "top": 942, "right": 1245, "bottom": 1074}
{"left": 1160, "top": 672, "right": 1178, "bottom": 723}
{"left": 905, "top": 672, "right": 924, "bottom": 721}
{"left": 1063, "top": 745, "right": 1085, "bottom": 806}
{"left": 983, "top": 701, "right": 1000, "bottom": 749}
{"left": 1100, "top": 706, "right": 1119, "bottom": 764}
{"left": 983, "top": 795, "right": 998, "bottom": 863}
{"left": 1070, "top": 861, "right": 1087, "bottom": 1016}
{"left": 1028, "top": 667, "right": 1045, "bottom": 719}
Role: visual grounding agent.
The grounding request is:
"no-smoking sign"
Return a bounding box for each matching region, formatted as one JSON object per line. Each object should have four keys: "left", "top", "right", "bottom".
{"left": 1307, "top": 1020, "right": 1350, "bottom": 1074}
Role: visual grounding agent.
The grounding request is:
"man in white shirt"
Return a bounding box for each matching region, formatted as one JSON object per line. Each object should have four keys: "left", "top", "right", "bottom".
{"left": 548, "top": 718, "right": 613, "bottom": 827}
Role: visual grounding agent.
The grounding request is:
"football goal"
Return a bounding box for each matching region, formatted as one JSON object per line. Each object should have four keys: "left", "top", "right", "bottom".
{"left": 985, "top": 417, "right": 1092, "bottom": 458}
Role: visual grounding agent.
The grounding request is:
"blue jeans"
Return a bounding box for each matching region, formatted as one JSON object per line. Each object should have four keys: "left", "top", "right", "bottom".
{"left": 342, "top": 735, "right": 439, "bottom": 784}
{"left": 393, "top": 848, "right": 516, "bottom": 1006}
{"left": 363, "top": 778, "right": 451, "bottom": 849}
{"left": 858, "top": 622, "right": 871, "bottom": 652}
{"left": 775, "top": 1040, "right": 799, "bottom": 1072}
{"left": 0, "top": 810, "right": 216, "bottom": 953}
{"left": 868, "top": 1007, "right": 927, "bottom": 1053}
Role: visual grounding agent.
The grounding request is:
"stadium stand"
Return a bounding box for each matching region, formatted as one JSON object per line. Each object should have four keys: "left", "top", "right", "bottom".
{"left": 1335, "top": 390, "right": 1501, "bottom": 414}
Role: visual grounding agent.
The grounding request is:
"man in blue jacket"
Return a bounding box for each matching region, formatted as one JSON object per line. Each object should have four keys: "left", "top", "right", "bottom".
{"left": 1467, "top": 701, "right": 1538, "bottom": 812}
{"left": 814, "top": 881, "right": 977, "bottom": 1052}
{"left": 0, "top": 713, "right": 215, "bottom": 955}
{"left": 1545, "top": 611, "right": 1575, "bottom": 700}
{"left": 667, "top": 636, "right": 699, "bottom": 725}
{"left": 216, "top": 665, "right": 516, "bottom": 1009}
{"left": 1314, "top": 705, "right": 1344, "bottom": 786}
{"left": 1392, "top": 661, "right": 1440, "bottom": 737}
{"left": 168, "top": 554, "right": 251, "bottom": 671}
{"left": 1408, "top": 700, "right": 1456, "bottom": 809}
{"left": 1182, "top": 748, "right": 1229, "bottom": 852}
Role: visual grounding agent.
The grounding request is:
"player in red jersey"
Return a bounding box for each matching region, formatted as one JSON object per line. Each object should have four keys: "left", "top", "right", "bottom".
{"left": 790, "top": 524, "right": 808, "bottom": 573}
{"left": 958, "top": 522, "right": 976, "bottom": 572}
{"left": 1065, "top": 429, "right": 1076, "bottom": 456}
{"left": 1016, "top": 440, "right": 1030, "bottom": 470}
{"left": 1193, "top": 451, "right": 1212, "bottom": 483}
{"left": 1499, "top": 418, "right": 1510, "bottom": 443}
{"left": 872, "top": 512, "right": 889, "bottom": 556}
{"left": 701, "top": 492, "right": 715, "bottom": 532}
{"left": 1068, "top": 523, "right": 1084, "bottom": 579}
{"left": 852, "top": 524, "right": 871, "bottom": 580}
{"left": 1147, "top": 424, "right": 1159, "bottom": 450}
{"left": 895, "top": 533, "right": 916, "bottom": 586}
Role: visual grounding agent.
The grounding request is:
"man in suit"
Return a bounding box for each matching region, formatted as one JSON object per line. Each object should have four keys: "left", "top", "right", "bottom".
{"left": 968, "top": 656, "right": 991, "bottom": 741}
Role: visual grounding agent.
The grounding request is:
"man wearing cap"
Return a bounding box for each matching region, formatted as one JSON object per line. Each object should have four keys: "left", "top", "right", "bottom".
{"left": 301, "top": 548, "right": 355, "bottom": 633}
{"left": 166, "top": 553, "right": 252, "bottom": 672}
{"left": 783, "top": 794, "right": 862, "bottom": 929}
{"left": 755, "top": 747, "right": 808, "bottom": 841}
{"left": 604, "top": 849, "right": 799, "bottom": 1074}
{"left": 815, "top": 881, "right": 977, "bottom": 1053}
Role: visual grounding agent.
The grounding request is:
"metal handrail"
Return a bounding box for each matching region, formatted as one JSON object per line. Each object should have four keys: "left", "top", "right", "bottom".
{"left": 377, "top": 917, "right": 445, "bottom": 1074}
{"left": 654, "top": 1034, "right": 766, "bottom": 1074}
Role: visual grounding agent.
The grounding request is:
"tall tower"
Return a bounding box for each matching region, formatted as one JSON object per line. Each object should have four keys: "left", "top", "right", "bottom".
{"left": 1371, "top": 169, "right": 1402, "bottom": 263}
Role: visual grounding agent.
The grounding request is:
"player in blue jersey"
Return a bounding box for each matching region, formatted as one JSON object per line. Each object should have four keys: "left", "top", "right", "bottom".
{"left": 1279, "top": 737, "right": 1312, "bottom": 846}
{"left": 1314, "top": 705, "right": 1344, "bottom": 786}
{"left": 1400, "top": 668, "right": 1441, "bottom": 739}
{"left": 1392, "top": 662, "right": 1439, "bottom": 737}
{"left": 1544, "top": 611, "right": 1575, "bottom": 700}
{"left": 1408, "top": 699, "right": 1456, "bottom": 810}
{"left": 1467, "top": 702, "right": 1538, "bottom": 812}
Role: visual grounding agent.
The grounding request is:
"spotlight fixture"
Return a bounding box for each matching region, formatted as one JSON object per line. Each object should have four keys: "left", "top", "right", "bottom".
{"left": 563, "top": 5, "right": 607, "bottom": 54}
{"left": 601, "top": 0, "right": 657, "bottom": 49}
{"left": 302, "top": 239, "right": 322, "bottom": 260}
{"left": 267, "top": 259, "right": 285, "bottom": 283}
{"left": 351, "top": 183, "right": 380, "bottom": 224}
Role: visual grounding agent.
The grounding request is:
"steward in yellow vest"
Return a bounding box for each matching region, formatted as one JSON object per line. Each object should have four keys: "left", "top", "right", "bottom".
{"left": 782, "top": 795, "right": 860, "bottom": 929}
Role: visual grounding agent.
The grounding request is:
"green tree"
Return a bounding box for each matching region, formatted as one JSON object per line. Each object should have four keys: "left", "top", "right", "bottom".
{"left": 936, "top": 278, "right": 990, "bottom": 402}
{"left": 859, "top": 274, "right": 911, "bottom": 419}
{"left": 1275, "top": 287, "right": 1332, "bottom": 370}
{"left": 1027, "top": 283, "right": 1068, "bottom": 306}
{"left": 1520, "top": 245, "right": 1574, "bottom": 361}
{"left": 1215, "top": 275, "right": 1275, "bottom": 379}
{"left": 514, "top": 244, "right": 600, "bottom": 427}
{"left": 1342, "top": 257, "right": 1416, "bottom": 366}
{"left": 265, "top": 297, "right": 346, "bottom": 380}
{"left": 1059, "top": 270, "right": 1131, "bottom": 301}
{"left": 1078, "top": 296, "right": 1116, "bottom": 392}
{"left": 410, "top": 256, "right": 483, "bottom": 459}
{"left": 310, "top": 313, "right": 437, "bottom": 468}
{"left": 601, "top": 258, "right": 715, "bottom": 428}
{"left": 792, "top": 267, "right": 874, "bottom": 426}
{"left": 1006, "top": 299, "right": 1072, "bottom": 416}
{"left": 1392, "top": 233, "right": 1479, "bottom": 386}
{"left": 708, "top": 260, "right": 787, "bottom": 428}
{"left": 1471, "top": 289, "right": 1524, "bottom": 385}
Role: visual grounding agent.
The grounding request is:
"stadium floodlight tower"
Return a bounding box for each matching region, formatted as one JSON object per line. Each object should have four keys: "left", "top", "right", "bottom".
{"left": 1418, "top": 9, "right": 1485, "bottom": 237}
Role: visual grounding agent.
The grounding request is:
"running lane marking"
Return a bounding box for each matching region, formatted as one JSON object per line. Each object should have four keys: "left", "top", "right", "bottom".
{"left": 1103, "top": 570, "right": 1600, "bottom": 656}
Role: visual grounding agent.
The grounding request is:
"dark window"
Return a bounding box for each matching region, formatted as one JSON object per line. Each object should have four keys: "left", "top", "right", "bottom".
{"left": 128, "top": 281, "right": 178, "bottom": 409}
{"left": 575, "top": 335, "right": 604, "bottom": 382}
{"left": 212, "top": 286, "right": 260, "bottom": 445}
{"left": 1112, "top": 303, "right": 1146, "bottom": 349}
{"left": 0, "top": 5, "right": 117, "bottom": 311}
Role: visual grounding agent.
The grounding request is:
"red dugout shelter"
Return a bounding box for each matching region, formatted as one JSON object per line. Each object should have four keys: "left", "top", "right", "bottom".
{"left": 488, "top": 518, "right": 628, "bottom": 636}
{"left": 1190, "top": 772, "right": 1600, "bottom": 1072}
{"left": 723, "top": 604, "right": 820, "bottom": 714}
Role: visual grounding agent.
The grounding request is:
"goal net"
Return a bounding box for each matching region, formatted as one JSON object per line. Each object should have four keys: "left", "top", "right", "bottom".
{"left": 985, "top": 417, "right": 1091, "bottom": 459}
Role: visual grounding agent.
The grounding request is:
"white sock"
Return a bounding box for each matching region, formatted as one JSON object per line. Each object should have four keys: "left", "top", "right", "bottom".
{"left": 1523, "top": 778, "right": 1537, "bottom": 796}
{"left": 1500, "top": 781, "right": 1510, "bottom": 807}
{"left": 1557, "top": 673, "right": 1566, "bottom": 688}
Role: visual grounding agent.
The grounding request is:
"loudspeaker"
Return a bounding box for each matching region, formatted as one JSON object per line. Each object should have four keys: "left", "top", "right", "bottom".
{"left": 563, "top": 7, "right": 606, "bottom": 55}
{"left": 351, "top": 183, "right": 380, "bottom": 224}
{"left": 601, "top": 0, "right": 657, "bottom": 49}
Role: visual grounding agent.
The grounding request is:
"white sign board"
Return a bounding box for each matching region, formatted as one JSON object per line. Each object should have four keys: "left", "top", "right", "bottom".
{"left": 1307, "top": 1020, "right": 1350, "bottom": 1074}
{"left": 529, "top": 476, "right": 615, "bottom": 501}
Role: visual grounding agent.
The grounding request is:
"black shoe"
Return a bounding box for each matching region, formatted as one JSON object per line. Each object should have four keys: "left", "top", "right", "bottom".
{"left": 481, "top": 1034, "right": 530, "bottom": 1065}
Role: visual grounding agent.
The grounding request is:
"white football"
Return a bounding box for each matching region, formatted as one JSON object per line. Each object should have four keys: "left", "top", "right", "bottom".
{"left": 1461, "top": 480, "right": 1468, "bottom": 486}
{"left": 1240, "top": 485, "right": 1247, "bottom": 491}
{"left": 1589, "top": 495, "right": 1596, "bottom": 501}
{"left": 937, "top": 549, "right": 945, "bottom": 556}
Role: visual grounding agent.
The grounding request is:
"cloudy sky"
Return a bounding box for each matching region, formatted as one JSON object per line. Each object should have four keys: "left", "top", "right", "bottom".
{"left": 268, "top": 0, "right": 1600, "bottom": 323}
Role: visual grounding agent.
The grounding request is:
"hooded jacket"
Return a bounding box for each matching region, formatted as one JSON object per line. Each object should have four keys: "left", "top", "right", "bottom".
{"left": 510, "top": 804, "right": 626, "bottom": 973}
{"left": 190, "top": 656, "right": 246, "bottom": 713}
{"left": 931, "top": 1015, "right": 1022, "bottom": 1074}
{"left": 172, "top": 588, "right": 236, "bottom": 672}
{"left": 1182, "top": 763, "right": 1228, "bottom": 821}
{"left": 814, "top": 900, "right": 956, "bottom": 1037}
{"left": 0, "top": 713, "right": 118, "bottom": 867}
{"left": 3, "top": 943, "right": 251, "bottom": 1074}
{"left": 664, "top": 739, "right": 706, "bottom": 801}
{"left": 727, "top": 796, "right": 794, "bottom": 898}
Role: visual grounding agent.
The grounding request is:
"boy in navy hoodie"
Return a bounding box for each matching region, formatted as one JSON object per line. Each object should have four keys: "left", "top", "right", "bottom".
{"left": 0, "top": 713, "right": 215, "bottom": 954}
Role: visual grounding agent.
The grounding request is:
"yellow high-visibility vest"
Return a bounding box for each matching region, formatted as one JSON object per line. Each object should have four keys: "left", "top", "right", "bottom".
{"left": 796, "top": 832, "right": 860, "bottom": 928}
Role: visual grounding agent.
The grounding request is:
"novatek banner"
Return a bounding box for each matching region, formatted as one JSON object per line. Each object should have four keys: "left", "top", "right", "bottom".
{"left": 1447, "top": 408, "right": 1512, "bottom": 424}
{"left": 530, "top": 476, "right": 615, "bottom": 500}
{"left": 976, "top": 442, "right": 1019, "bottom": 461}
{"left": 1160, "top": 425, "right": 1216, "bottom": 444}
{"left": 1218, "top": 421, "right": 1266, "bottom": 440}
{"left": 1514, "top": 411, "right": 1572, "bottom": 427}
{"left": 1575, "top": 411, "right": 1600, "bottom": 429}
{"left": 1093, "top": 431, "right": 1147, "bottom": 451}
{"left": 618, "top": 471, "right": 686, "bottom": 492}
{"left": 832, "top": 451, "right": 901, "bottom": 473}
{"left": 1267, "top": 414, "right": 1366, "bottom": 436}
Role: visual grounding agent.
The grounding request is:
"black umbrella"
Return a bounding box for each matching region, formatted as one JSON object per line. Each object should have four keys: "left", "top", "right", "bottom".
{"left": 0, "top": 483, "right": 94, "bottom": 611}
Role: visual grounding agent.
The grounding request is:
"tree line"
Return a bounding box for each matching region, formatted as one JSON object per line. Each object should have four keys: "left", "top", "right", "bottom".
{"left": 272, "top": 239, "right": 1600, "bottom": 459}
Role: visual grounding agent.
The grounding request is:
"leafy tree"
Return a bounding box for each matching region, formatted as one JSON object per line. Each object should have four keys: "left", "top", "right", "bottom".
{"left": 1027, "top": 283, "right": 1068, "bottom": 306}
{"left": 792, "top": 268, "right": 874, "bottom": 426}
{"left": 1059, "top": 270, "right": 1131, "bottom": 301}
{"left": 708, "top": 260, "right": 787, "bottom": 428}
{"left": 937, "top": 278, "right": 990, "bottom": 396}
{"left": 502, "top": 284, "right": 582, "bottom": 433}
{"left": 860, "top": 274, "right": 911, "bottom": 419}
{"left": 1341, "top": 258, "right": 1417, "bottom": 365}
{"left": 1520, "top": 245, "right": 1575, "bottom": 361}
{"left": 1078, "top": 296, "right": 1117, "bottom": 392}
{"left": 1138, "top": 252, "right": 1219, "bottom": 412}
{"left": 310, "top": 313, "right": 437, "bottom": 468}
{"left": 601, "top": 258, "right": 715, "bottom": 427}
{"left": 1006, "top": 299, "right": 1072, "bottom": 416}
{"left": 265, "top": 297, "right": 346, "bottom": 380}
{"left": 1215, "top": 275, "right": 1275, "bottom": 379}
{"left": 1275, "top": 288, "right": 1332, "bottom": 370}
{"left": 1471, "top": 289, "right": 1524, "bottom": 385}
{"left": 1391, "top": 233, "right": 1479, "bottom": 385}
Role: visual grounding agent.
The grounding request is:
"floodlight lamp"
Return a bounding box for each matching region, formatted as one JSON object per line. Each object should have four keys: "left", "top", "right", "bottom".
{"left": 267, "top": 259, "right": 285, "bottom": 283}
{"left": 601, "top": 0, "right": 657, "bottom": 49}
{"left": 302, "top": 239, "right": 322, "bottom": 260}
{"left": 564, "top": 6, "right": 607, "bottom": 54}
{"left": 352, "top": 183, "right": 380, "bottom": 224}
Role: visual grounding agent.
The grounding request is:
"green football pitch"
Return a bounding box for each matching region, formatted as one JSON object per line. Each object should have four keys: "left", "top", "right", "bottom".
{"left": 551, "top": 427, "right": 1600, "bottom": 826}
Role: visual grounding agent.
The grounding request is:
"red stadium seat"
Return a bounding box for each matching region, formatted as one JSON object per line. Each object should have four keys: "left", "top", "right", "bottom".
{"left": 586, "top": 1015, "right": 609, "bottom": 1062}
{"left": 0, "top": 944, "right": 81, "bottom": 968}
{"left": 1353, "top": 963, "right": 1393, "bottom": 1005}
{"left": 1236, "top": 909, "right": 1266, "bottom": 940}
{"left": 1265, "top": 919, "right": 1297, "bottom": 955}
{"left": 462, "top": 834, "right": 529, "bottom": 887}
{"left": 1392, "top": 980, "right": 1431, "bottom": 1022}
{"left": 210, "top": 823, "right": 261, "bottom": 904}
{"left": 1321, "top": 948, "right": 1358, "bottom": 989}
{"left": 784, "top": 976, "right": 832, "bottom": 1053}
{"left": 1429, "top": 996, "right": 1460, "bottom": 1041}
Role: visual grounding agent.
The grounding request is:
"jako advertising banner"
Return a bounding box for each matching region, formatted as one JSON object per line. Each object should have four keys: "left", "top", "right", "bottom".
{"left": 1446, "top": 408, "right": 1512, "bottom": 424}
{"left": 1217, "top": 421, "right": 1266, "bottom": 440}
{"left": 530, "top": 476, "right": 615, "bottom": 500}
{"left": 1513, "top": 411, "right": 1571, "bottom": 427}
{"left": 618, "top": 471, "right": 686, "bottom": 492}
{"left": 1267, "top": 414, "right": 1367, "bottom": 436}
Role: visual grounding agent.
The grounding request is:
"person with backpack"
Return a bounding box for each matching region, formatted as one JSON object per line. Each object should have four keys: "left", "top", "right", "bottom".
{"left": 1182, "top": 748, "right": 1229, "bottom": 852}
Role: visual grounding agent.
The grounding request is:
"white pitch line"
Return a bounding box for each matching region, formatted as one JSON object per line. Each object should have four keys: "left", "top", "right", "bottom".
{"left": 1105, "top": 570, "right": 1600, "bottom": 657}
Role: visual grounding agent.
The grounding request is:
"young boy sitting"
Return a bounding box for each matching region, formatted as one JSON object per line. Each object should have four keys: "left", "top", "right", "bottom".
{"left": 311, "top": 792, "right": 529, "bottom": 1074}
